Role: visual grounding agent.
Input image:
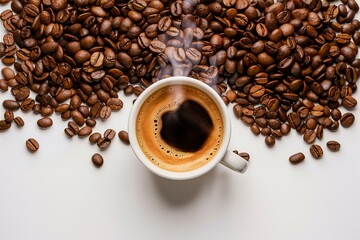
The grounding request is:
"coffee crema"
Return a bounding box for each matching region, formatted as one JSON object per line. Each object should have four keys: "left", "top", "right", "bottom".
{"left": 136, "top": 84, "right": 224, "bottom": 172}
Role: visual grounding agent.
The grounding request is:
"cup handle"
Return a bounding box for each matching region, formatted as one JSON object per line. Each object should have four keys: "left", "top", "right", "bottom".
{"left": 220, "top": 150, "right": 248, "bottom": 173}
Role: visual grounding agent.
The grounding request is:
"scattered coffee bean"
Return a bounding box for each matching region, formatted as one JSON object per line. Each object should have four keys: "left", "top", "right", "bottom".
{"left": 91, "top": 153, "right": 104, "bottom": 167}
{"left": 78, "top": 126, "right": 93, "bottom": 137}
{"left": 118, "top": 130, "right": 130, "bottom": 144}
{"left": 0, "top": 0, "right": 358, "bottom": 166}
{"left": 265, "top": 136, "right": 275, "bottom": 147}
{"left": 104, "top": 129, "right": 116, "bottom": 140}
{"left": 26, "top": 138, "right": 39, "bottom": 152}
{"left": 340, "top": 113, "right": 355, "bottom": 128}
{"left": 310, "top": 144, "right": 323, "bottom": 159}
{"left": 89, "top": 132, "right": 101, "bottom": 144}
{"left": 0, "top": 120, "right": 11, "bottom": 131}
{"left": 4, "top": 110, "right": 14, "bottom": 122}
{"left": 97, "top": 137, "right": 111, "bottom": 149}
{"left": 37, "top": 117, "right": 53, "bottom": 128}
{"left": 289, "top": 152, "right": 305, "bottom": 164}
{"left": 13, "top": 116, "right": 24, "bottom": 127}
{"left": 64, "top": 128, "right": 75, "bottom": 138}
{"left": 327, "top": 141, "right": 341, "bottom": 152}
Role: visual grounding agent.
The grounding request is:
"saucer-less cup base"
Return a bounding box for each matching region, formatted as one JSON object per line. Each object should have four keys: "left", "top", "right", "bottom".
{"left": 128, "top": 77, "right": 248, "bottom": 180}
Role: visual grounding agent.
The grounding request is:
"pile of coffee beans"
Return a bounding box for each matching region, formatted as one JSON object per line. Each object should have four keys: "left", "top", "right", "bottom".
{"left": 0, "top": 0, "right": 358, "bottom": 165}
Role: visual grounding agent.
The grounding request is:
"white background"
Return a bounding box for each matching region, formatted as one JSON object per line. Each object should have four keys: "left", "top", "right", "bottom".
{"left": 1, "top": 2, "right": 360, "bottom": 240}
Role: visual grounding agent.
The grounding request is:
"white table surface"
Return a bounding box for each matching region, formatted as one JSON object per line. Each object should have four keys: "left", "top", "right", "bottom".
{"left": 1, "top": 3, "right": 360, "bottom": 240}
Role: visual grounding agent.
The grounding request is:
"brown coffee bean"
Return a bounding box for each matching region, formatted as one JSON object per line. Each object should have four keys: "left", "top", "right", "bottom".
{"left": 303, "top": 130, "right": 316, "bottom": 144}
{"left": 26, "top": 138, "right": 39, "bottom": 152}
{"left": 71, "top": 110, "right": 85, "bottom": 126}
{"left": 92, "top": 153, "right": 104, "bottom": 167}
{"left": 280, "top": 123, "right": 290, "bottom": 135}
{"left": 1, "top": 67, "right": 15, "bottom": 80}
{"left": 250, "top": 123, "right": 260, "bottom": 135}
{"left": 289, "top": 152, "right": 305, "bottom": 164}
{"left": 105, "top": 98, "right": 123, "bottom": 111}
{"left": 37, "top": 117, "right": 53, "bottom": 128}
{"left": 104, "top": 129, "right": 116, "bottom": 140}
{"left": 3, "top": 100, "right": 20, "bottom": 110}
{"left": 89, "top": 132, "right": 101, "bottom": 144}
{"left": 306, "top": 118, "right": 317, "bottom": 130}
{"left": 287, "top": 112, "right": 301, "bottom": 128}
{"left": 341, "top": 96, "right": 357, "bottom": 109}
{"left": 118, "top": 130, "right": 130, "bottom": 144}
{"left": 65, "top": 127, "right": 77, "bottom": 137}
{"left": 86, "top": 118, "right": 97, "bottom": 127}
{"left": 265, "top": 135, "right": 276, "bottom": 147}
{"left": 0, "top": 120, "right": 11, "bottom": 131}
{"left": 78, "top": 126, "right": 93, "bottom": 137}
{"left": 4, "top": 110, "right": 14, "bottom": 122}
{"left": 97, "top": 137, "right": 111, "bottom": 149}
{"left": 68, "top": 121, "right": 79, "bottom": 134}
{"left": 15, "top": 87, "right": 30, "bottom": 101}
{"left": 331, "top": 109, "right": 342, "bottom": 121}
{"left": 90, "top": 52, "right": 104, "bottom": 68}
{"left": 0, "top": 79, "right": 8, "bottom": 91}
{"left": 14, "top": 116, "right": 24, "bottom": 127}
{"left": 327, "top": 141, "right": 341, "bottom": 152}
{"left": 340, "top": 112, "right": 355, "bottom": 127}
{"left": 310, "top": 144, "right": 323, "bottom": 159}
{"left": 99, "top": 106, "right": 111, "bottom": 119}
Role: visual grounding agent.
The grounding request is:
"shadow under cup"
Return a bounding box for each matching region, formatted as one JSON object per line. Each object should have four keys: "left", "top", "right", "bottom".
{"left": 128, "top": 77, "right": 232, "bottom": 180}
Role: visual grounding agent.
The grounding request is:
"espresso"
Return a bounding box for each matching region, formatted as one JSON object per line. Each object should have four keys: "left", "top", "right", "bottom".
{"left": 160, "top": 99, "right": 214, "bottom": 152}
{"left": 136, "top": 84, "right": 224, "bottom": 172}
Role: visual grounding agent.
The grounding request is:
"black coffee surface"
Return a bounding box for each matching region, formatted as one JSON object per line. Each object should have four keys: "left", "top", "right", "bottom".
{"left": 160, "top": 100, "right": 214, "bottom": 152}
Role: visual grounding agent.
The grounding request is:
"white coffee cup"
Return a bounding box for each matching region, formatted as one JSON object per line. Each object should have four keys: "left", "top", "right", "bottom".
{"left": 128, "top": 77, "right": 248, "bottom": 180}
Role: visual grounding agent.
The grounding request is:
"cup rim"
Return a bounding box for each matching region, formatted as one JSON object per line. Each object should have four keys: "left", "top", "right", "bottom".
{"left": 128, "top": 76, "right": 231, "bottom": 180}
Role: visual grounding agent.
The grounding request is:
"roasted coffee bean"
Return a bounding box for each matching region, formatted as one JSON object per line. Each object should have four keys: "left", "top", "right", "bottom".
{"left": 303, "top": 130, "right": 316, "bottom": 144}
{"left": 265, "top": 135, "right": 275, "bottom": 147}
{"left": 331, "top": 109, "right": 342, "bottom": 121}
{"left": 64, "top": 128, "right": 75, "bottom": 138}
{"left": 327, "top": 141, "right": 341, "bottom": 152}
{"left": 0, "top": 120, "right": 11, "bottom": 131}
{"left": 340, "top": 112, "right": 355, "bottom": 127}
{"left": 68, "top": 121, "right": 79, "bottom": 134}
{"left": 280, "top": 123, "right": 291, "bottom": 135}
{"left": 4, "top": 110, "right": 14, "bottom": 122}
{"left": 289, "top": 152, "right": 305, "bottom": 164}
{"left": 13, "top": 116, "right": 24, "bottom": 127}
{"left": 86, "top": 118, "right": 97, "bottom": 127}
{"left": 71, "top": 110, "right": 85, "bottom": 126}
{"left": 37, "top": 117, "right": 53, "bottom": 128}
{"left": 250, "top": 124, "right": 261, "bottom": 135}
{"left": 118, "top": 130, "right": 130, "bottom": 144}
{"left": 78, "top": 126, "right": 92, "bottom": 137}
{"left": 106, "top": 98, "right": 123, "bottom": 111}
{"left": 341, "top": 96, "right": 357, "bottom": 109}
{"left": 287, "top": 112, "right": 301, "bottom": 129}
{"left": 91, "top": 153, "right": 104, "bottom": 167}
{"left": 3, "top": 100, "right": 20, "bottom": 110}
{"left": 97, "top": 137, "right": 111, "bottom": 149}
{"left": 26, "top": 138, "right": 39, "bottom": 152}
{"left": 0, "top": 0, "right": 357, "bottom": 163}
{"left": 306, "top": 118, "right": 317, "bottom": 130}
{"left": 0, "top": 79, "right": 8, "bottom": 91}
{"left": 104, "top": 129, "right": 116, "bottom": 140}
{"left": 89, "top": 132, "right": 101, "bottom": 144}
{"left": 1, "top": 67, "right": 15, "bottom": 80}
{"left": 310, "top": 144, "right": 323, "bottom": 159}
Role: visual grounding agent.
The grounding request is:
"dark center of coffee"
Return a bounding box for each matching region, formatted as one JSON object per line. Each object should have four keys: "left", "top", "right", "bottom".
{"left": 160, "top": 99, "right": 214, "bottom": 152}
